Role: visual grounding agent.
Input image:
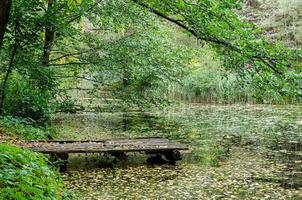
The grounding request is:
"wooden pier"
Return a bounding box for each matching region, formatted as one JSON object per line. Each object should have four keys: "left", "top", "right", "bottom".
{"left": 22, "top": 137, "right": 188, "bottom": 171}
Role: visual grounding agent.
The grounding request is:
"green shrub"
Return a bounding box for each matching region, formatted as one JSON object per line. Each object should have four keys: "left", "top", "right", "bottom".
{"left": 169, "top": 60, "right": 301, "bottom": 104}
{"left": 3, "top": 71, "right": 55, "bottom": 125}
{"left": 0, "top": 116, "right": 54, "bottom": 140}
{"left": 0, "top": 144, "right": 69, "bottom": 200}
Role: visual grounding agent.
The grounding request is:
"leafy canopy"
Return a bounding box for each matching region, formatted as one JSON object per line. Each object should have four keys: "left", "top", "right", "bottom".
{"left": 0, "top": 0, "right": 301, "bottom": 121}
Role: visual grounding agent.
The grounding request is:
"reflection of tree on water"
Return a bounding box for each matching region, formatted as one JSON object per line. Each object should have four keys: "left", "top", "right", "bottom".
{"left": 119, "top": 112, "right": 181, "bottom": 137}
{"left": 122, "top": 112, "right": 129, "bottom": 132}
{"left": 121, "top": 112, "right": 155, "bottom": 132}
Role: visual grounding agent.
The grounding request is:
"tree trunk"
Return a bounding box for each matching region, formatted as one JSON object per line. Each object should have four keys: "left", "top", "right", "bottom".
{"left": 42, "top": 0, "right": 55, "bottom": 65}
{"left": 0, "top": 44, "right": 17, "bottom": 114}
{"left": 0, "top": 0, "right": 12, "bottom": 48}
{"left": 42, "top": 26, "right": 55, "bottom": 65}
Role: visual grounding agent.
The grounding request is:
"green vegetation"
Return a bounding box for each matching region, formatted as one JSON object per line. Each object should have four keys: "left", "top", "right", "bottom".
{"left": 0, "top": 116, "right": 54, "bottom": 140}
{"left": 0, "top": 144, "right": 70, "bottom": 200}
{"left": 169, "top": 46, "right": 300, "bottom": 104}
{"left": 0, "top": 0, "right": 301, "bottom": 119}
{"left": 0, "top": 0, "right": 301, "bottom": 199}
{"left": 0, "top": 118, "right": 66, "bottom": 199}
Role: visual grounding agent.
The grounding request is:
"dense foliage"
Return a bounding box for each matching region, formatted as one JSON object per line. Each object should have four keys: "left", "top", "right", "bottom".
{"left": 0, "top": 1, "right": 300, "bottom": 199}
{"left": 0, "top": 0, "right": 300, "bottom": 122}
{"left": 0, "top": 115, "right": 53, "bottom": 140}
{"left": 0, "top": 144, "right": 69, "bottom": 199}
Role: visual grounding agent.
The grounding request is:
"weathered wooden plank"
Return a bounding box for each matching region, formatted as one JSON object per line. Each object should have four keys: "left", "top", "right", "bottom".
{"left": 28, "top": 137, "right": 169, "bottom": 143}
{"left": 28, "top": 145, "right": 187, "bottom": 150}
{"left": 28, "top": 145, "right": 177, "bottom": 151}
{"left": 23, "top": 137, "right": 188, "bottom": 154}
{"left": 29, "top": 141, "right": 180, "bottom": 148}
{"left": 27, "top": 141, "right": 175, "bottom": 148}
{"left": 26, "top": 138, "right": 174, "bottom": 147}
{"left": 28, "top": 147, "right": 187, "bottom": 154}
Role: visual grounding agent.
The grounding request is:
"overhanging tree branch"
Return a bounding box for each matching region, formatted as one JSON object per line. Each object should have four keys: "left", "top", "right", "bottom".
{"left": 132, "top": 0, "right": 282, "bottom": 75}
{"left": 47, "top": 62, "right": 94, "bottom": 67}
{"left": 65, "top": 0, "right": 103, "bottom": 24}
{"left": 53, "top": 75, "right": 102, "bottom": 83}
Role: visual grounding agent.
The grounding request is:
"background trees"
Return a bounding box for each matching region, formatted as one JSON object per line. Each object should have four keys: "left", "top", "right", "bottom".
{"left": 0, "top": 0, "right": 301, "bottom": 124}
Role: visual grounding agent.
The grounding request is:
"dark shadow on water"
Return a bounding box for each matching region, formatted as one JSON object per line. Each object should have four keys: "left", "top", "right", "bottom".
{"left": 66, "top": 152, "right": 181, "bottom": 171}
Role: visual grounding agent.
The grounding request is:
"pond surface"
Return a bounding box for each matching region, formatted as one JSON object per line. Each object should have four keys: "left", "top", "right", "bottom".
{"left": 53, "top": 104, "right": 302, "bottom": 199}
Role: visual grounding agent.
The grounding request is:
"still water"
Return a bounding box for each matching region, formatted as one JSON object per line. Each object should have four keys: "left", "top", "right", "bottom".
{"left": 53, "top": 104, "right": 302, "bottom": 200}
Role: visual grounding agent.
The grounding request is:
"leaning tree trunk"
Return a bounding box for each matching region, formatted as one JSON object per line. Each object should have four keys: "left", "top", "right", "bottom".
{"left": 0, "top": 0, "right": 12, "bottom": 48}
{"left": 0, "top": 44, "right": 17, "bottom": 114}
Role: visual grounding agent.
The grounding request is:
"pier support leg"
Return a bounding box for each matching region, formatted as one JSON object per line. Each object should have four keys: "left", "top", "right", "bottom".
{"left": 146, "top": 154, "right": 167, "bottom": 165}
{"left": 146, "top": 150, "right": 182, "bottom": 165}
{"left": 109, "top": 152, "right": 127, "bottom": 161}
{"left": 50, "top": 153, "right": 69, "bottom": 172}
{"left": 162, "top": 150, "right": 182, "bottom": 165}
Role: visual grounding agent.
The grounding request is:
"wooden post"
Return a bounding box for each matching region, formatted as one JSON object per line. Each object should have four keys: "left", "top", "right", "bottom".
{"left": 50, "top": 153, "right": 69, "bottom": 172}
{"left": 161, "top": 150, "right": 182, "bottom": 165}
